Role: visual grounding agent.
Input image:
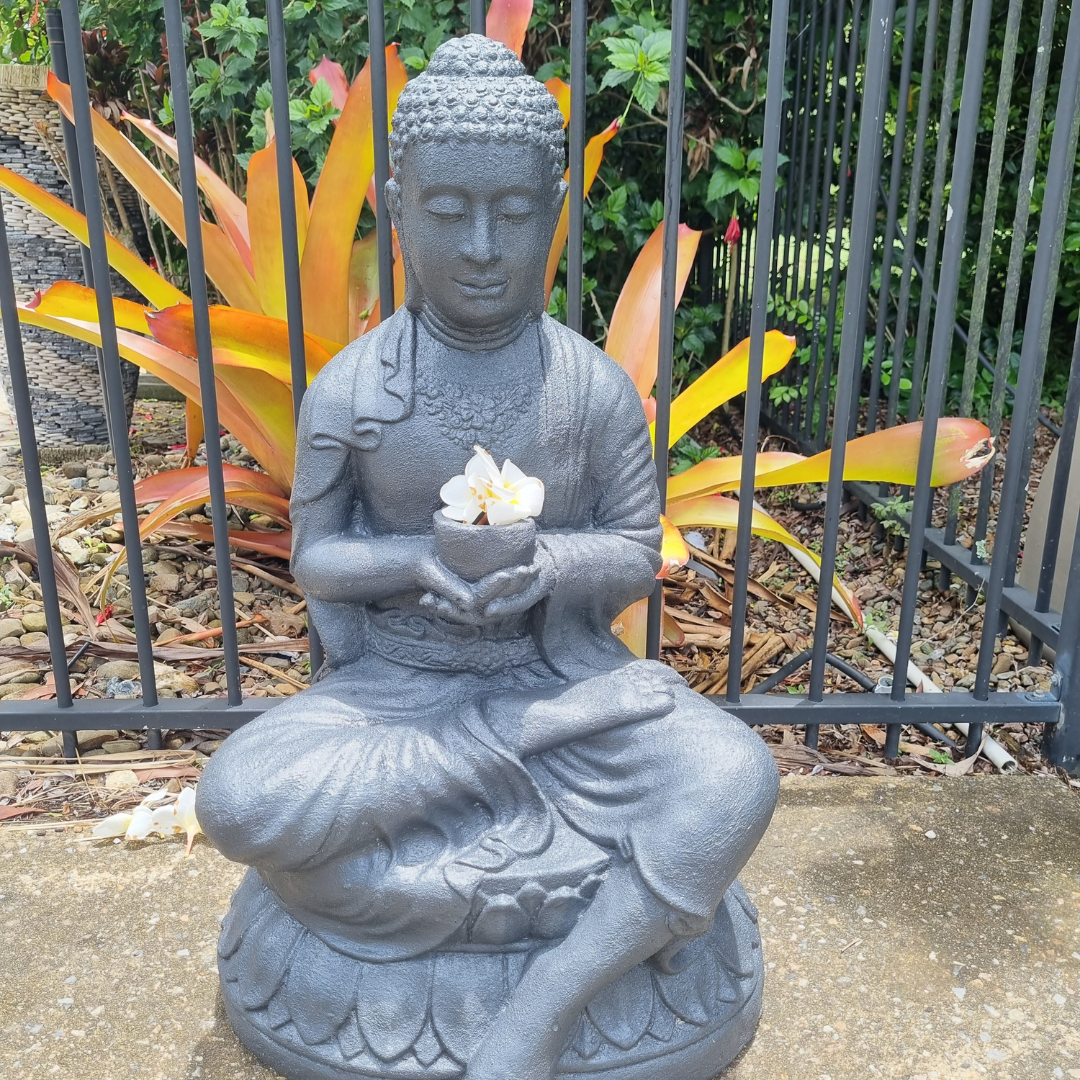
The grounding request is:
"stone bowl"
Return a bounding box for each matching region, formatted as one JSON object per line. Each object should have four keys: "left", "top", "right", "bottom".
{"left": 433, "top": 511, "right": 536, "bottom": 584}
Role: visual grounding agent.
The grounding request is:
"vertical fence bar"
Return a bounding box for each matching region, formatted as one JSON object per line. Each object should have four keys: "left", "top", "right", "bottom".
{"left": 905, "top": 0, "right": 965, "bottom": 424}
{"left": 806, "top": 0, "right": 893, "bottom": 720}
{"left": 163, "top": 0, "right": 242, "bottom": 707}
{"left": 0, "top": 203, "right": 75, "bottom": 718}
{"left": 1047, "top": 495, "right": 1080, "bottom": 772}
{"left": 886, "top": 0, "right": 941, "bottom": 428}
{"left": 805, "top": 0, "right": 844, "bottom": 439}
{"left": 370, "top": 0, "right": 395, "bottom": 321}
{"left": 266, "top": 0, "right": 307, "bottom": 426}
{"left": 889, "top": 0, "right": 991, "bottom": 758}
{"left": 59, "top": 0, "right": 160, "bottom": 731}
{"left": 810, "top": 0, "right": 862, "bottom": 450}
{"left": 266, "top": 0, "right": 323, "bottom": 676}
{"left": 780, "top": 0, "right": 808, "bottom": 317}
{"left": 725, "top": 0, "right": 790, "bottom": 701}
{"left": 645, "top": 0, "right": 688, "bottom": 660}
{"left": 45, "top": 9, "right": 115, "bottom": 466}
{"left": 1031, "top": 318, "right": 1080, "bottom": 664}
{"left": 566, "top": 0, "right": 587, "bottom": 334}
{"left": 941, "top": 0, "right": 1024, "bottom": 589}
{"left": 969, "top": 0, "right": 1056, "bottom": 579}
{"left": 471, "top": 0, "right": 487, "bottom": 35}
{"left": 864, "top": 0, "right": 918, "bottom": 435}
{"left": 976, "top": 0, "right": 1080, "bottom": 760}
{"left": 801, "top": 0, "right": 832, "bottom": 310}
{"left": 790, "top": 5, "right": 818, "bottom": 320}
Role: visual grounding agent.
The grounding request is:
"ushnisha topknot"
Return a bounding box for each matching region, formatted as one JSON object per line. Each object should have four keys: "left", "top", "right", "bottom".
{"left": 389, "top": 34, "right": 566, "bottom": 193}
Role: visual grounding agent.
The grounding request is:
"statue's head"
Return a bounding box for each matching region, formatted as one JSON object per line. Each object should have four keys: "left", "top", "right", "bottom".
{"left": 387, "top": 35, "right": 567, "bottom": 340}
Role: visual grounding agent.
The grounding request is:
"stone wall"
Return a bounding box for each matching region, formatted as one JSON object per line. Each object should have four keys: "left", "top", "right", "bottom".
{"left": 0, "top": 65, "right": 140, "bottom": 446}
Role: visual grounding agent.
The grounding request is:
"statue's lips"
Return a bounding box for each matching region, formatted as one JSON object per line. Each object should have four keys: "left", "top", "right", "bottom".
{"left": 454, "top": 278, "right": 508, "bottom": 299}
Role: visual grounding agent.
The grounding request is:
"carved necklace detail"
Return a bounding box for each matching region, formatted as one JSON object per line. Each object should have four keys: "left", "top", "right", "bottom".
{"left": 414, "top": 360, "right": 537, "bottom": 449}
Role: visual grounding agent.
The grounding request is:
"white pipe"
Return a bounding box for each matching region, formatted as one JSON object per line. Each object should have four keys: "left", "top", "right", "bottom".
{"left": 864, "top": 626, "right": 1018, "bottom": 773}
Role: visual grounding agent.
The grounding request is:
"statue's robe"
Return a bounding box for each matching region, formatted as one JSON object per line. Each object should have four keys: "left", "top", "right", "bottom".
{"left": 197, "top": 309, "right": 777, "bottom": 963}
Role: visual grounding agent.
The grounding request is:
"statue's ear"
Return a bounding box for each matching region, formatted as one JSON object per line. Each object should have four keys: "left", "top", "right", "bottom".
{"left": 553, "top": 178, "right": 568, "bottom": 232}
{"left": 386, "top": 177, "right": 403, "bottom": 228}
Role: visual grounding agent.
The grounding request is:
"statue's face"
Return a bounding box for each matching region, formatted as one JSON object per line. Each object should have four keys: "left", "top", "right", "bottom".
{"left": 388, "top": 139, "right": 563, "bottom": 332}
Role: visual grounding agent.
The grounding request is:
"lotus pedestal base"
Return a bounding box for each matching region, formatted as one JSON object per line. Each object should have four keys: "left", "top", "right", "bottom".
{"left": 217, "top": 871, "right": 765, "bottom": 1080}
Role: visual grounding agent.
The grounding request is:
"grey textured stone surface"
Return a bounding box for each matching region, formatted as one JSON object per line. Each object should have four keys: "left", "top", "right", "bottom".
{"left": 1, "top": 776, "right": 1078, "bottom": 1080}
{"left": 0, "top": 79, "right": 141, "bottom": 444}
{"left": 195, "top": 34, "right": 778, "bottom": 1080}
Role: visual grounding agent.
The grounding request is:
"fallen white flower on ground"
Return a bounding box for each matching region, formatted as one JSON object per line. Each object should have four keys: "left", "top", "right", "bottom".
{"left": 91, "top": 786, "right": 202, "bottom": 855}
{"left": 440, "top": 445, "right": 544, "bottom": 525}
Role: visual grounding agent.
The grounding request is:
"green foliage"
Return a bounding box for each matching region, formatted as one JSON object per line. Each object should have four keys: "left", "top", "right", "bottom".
{"left": 671, "top": 435, "right": 721, "bottom": 475}
{"left": 73, "top": 0, "right": 777, "bottom": 370}
{"left": 600, "top": 20, "right": 670, "bottom": 117}
{"left": 0, "top": 0, "right": 48, "bottom": 63}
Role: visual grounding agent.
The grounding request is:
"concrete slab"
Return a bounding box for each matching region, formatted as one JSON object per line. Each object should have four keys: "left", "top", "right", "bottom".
{"left": 1, "top": 775, "right": 1077, "bottom": 1080}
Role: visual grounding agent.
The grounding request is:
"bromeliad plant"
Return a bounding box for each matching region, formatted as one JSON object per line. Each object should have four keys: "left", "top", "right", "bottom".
{"left": 0, "top": 0, "right": 995, "bottom": 655}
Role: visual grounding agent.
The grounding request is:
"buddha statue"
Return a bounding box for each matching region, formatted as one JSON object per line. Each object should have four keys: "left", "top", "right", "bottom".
{"left": 197, "top": 34, "right": 779, "bottom": 1080}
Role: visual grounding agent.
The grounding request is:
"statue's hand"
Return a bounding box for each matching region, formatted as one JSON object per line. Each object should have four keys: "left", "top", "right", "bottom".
{"left": 416, "top": 554, "right": 485, "bottom": 625}
{"left": 475, "top": 544, "right": 556, "bottom": 620}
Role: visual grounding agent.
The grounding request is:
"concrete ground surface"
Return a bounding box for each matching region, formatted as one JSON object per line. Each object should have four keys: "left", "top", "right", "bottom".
{"left": 1, "top": 775, "right": 1077, "bottom": 1080}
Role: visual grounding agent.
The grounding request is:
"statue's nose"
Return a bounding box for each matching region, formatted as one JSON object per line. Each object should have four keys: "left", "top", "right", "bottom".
{"left": 463, "top": 209, "right": 500, "bottom": 267}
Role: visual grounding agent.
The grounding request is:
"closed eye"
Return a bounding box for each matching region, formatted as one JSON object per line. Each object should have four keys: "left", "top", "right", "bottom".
{"left": 498, "top": 195, "right": 534, "bottom": 222}
{"left": 425, "top": 195, "right": 468, "bottom": 220}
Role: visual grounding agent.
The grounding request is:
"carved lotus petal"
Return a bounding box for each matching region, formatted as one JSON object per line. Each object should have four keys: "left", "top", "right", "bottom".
{"left": 570, "top": 1014, "right": 603, "bottom": 1060}
{"left": 651, "top": 937, "right": 718, "bottom": 1026}
{"left": 232, "top": 905, "right": 303, "bottom": 1011}
{"left": 336, "top": 1011, "right": 366, "bottom": 1060}
{"left": 430, "top": 952, "right": 507, "bottom": 1064}
{"left": 534, "top": 885, "right": 590, "bottom": 939}
{"left": 469, "top": 893, "right": 530, "bottom": 945}
{"left": 585, "top": 961, "right": 654, "bottom": 1050}
{"left": 265, "top": 987, "right": 292, "bottom": 1030}
{"left": 413, "top": 1021, "right": 444, "bottom": 1068}
{"left": 712, "top": 901, "right": 754, "bottom": 984}
{"left": 647, "top": 993, "right": 677, "bottom": 1042}
{"left": 285, "top": 933, "right": 361, "bottom": 1046}
{"left": 218, "top": 870, "right": 272, "bottom": 962}
{"left": 357, "top": 955, "right": 434, "bottom": 1061}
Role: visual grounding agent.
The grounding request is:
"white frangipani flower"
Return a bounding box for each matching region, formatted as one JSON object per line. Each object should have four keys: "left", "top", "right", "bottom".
{"left": 440, "top": 445, "right": 544, "bottom": 526}
{"left": 91, "top": 786, "right": 202, "bottom": 856}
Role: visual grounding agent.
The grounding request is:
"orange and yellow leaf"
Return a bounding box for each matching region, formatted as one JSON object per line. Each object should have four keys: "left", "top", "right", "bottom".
{"left": 122, "top": 112, "right": 253, "bottom": 273}
{"left": 663, "top": 331, "right": 795, "bottom": 447}
{"left": 147, "top": 304, "right": 336, "bottom": 385}
{"left": 246, "top": 146, "right": 310, "bottom": 321}
{"left": 15, "top": 306, "right": 295, "bottom": 491}
{"left": 545, "top": 77, "right": 571, "bottom": 127}
{"left": 48, "top": 75, "right": 261, "bottom": 314}
{"left": 666, "top": 451, "right": 806, "bottom": 501}
{"left": 658, "top": 514, "right": 690, "bottom": 578}
{"left": 184, "top": 399, "right": 204, "bottom": 466}
{"left": 134, "top": 463, "right": 286, "bottom": 504}
{"left": 486, "top": 0, "right": 532, "bottom": 57}
{"left": 606, "top": 222, "right": 700, "bottom": 397}
{"left": 30, "top": 281, "right": 151, "bottom": 335}
{"left": 301, "top": 46, "right": 407, "bottom": 346}
{"left": 0, "top": 166, "right": 185, "bottom": 310}
{"left": 544, "top": 119, "right": 620, "bottom": 300}
{"left": 750, "top": 419, "right": 996, "bottom": 490}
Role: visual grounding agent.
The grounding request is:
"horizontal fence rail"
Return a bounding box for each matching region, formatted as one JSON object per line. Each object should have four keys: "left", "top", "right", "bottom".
{"left": 0, "top": 0, "right": 1071, "bottom": 767}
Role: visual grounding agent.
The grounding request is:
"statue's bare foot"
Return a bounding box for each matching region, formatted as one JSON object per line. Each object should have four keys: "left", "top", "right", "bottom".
{"left": 558, "top": 660, "right": 679, "bottom": 726}
{"left": 466, "top": 1014, "right": 560, "bottom": 1080}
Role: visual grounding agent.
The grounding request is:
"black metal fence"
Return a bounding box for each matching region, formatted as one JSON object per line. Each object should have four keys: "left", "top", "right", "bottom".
{"left": 0, "top": 0, "right": 1072, "bottom": 768}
